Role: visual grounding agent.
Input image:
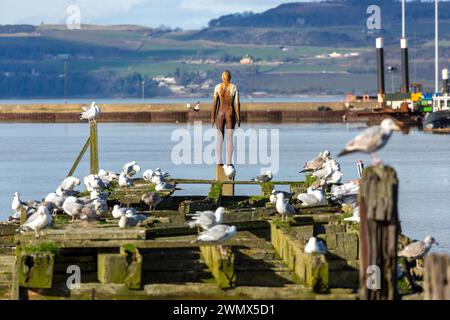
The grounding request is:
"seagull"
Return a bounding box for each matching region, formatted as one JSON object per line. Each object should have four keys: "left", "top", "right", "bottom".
{"left": 297, "top": 186, "right": 325, "bottom": 207}
{"left": 300, "top": 150, "right": 331, "bottom": 173}
{"left": 112, "top": 205, "right": 137, "bottom": 219}
{"left": 44, "top": 192, "right": 66, "bottom": 209}
{"left": 194, "top": 102, "right": 200, "bottom": 112}
{"left": 338, "top": 118, "right": 401, "bottom": 164}
{"left": 305, "top": 237, "right": 328, "bottom": 254}
{"left": 188, "top": 207, "right": 225, "bottom": 230}
{"left": 141, "top": 192, "right": 162, "bottom": 211}
{"left": 98, "top": 169, "right": 119, "bottom": 183}
{"left": 122, "top": 161, "right": 141, "bottom": 178}
{"left": 20, "top": 206, "right": 52, "bottom": 238}
{"left": 276, "top": 193, "right": 296, "bottom": 221}
{"left": 80, "top": 101, "right": 101, "bottom": 123}
{"left": 118, "top": 172, "right": 134, "bottom": 187}
{"left": 253, "top": 170, "right": 273, "bottom": 183}
{"left": 269, "top": 190, "right": 292, "bottom": 205}
{"left": 399, "top": 236, "right": 439, "bottom": 260}
{"left": 154, "top": 177, "right": 178, "bottom": 193}
{"left": 223, "top": 165, "right": 236, "bottom": 179}
{"left": 58, "top": 176, "right": 81, "bottom": 193}
{"left": 143, "top": 169, "right": 154, "bottom": 182}
{"left": 62, "top": 196, "right": 87, "bottom": 222}
{"left": 11, "top": 192, "right": 25, "bottom": 219}
{"left": 84, "top": 174, "right": 108, "bottom": 192}
{"left": 118, "top": 213, "right": 147, "bottom": 228}
{"left": 193, "top": 224, "right": 237, "bottom": 244}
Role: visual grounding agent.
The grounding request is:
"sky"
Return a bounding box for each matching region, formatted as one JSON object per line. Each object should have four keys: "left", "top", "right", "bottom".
{"left": 0, "top": 0, "right": 316, "bottom": 29}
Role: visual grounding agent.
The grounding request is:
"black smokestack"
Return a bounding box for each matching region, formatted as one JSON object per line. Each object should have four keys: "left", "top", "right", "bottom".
{"left": 376, "top": 37, "right": 385, "bottom": 102}
{"left": 401, "top": 38, "right": 410, "bottom": 93}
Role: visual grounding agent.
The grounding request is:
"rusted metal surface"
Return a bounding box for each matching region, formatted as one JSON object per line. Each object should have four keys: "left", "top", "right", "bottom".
{"left": 0, "top": 110, "right": 417, "bottom": 124}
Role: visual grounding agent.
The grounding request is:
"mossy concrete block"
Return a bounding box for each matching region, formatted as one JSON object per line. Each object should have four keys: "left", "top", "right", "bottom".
{"left": 200, "top": 246, "right": 236, "bottom": 289}
{"left": 97, "top": 254, "right": 128, "bottom": 284}
{"left": 120, "top": 246, "right": 142, "bottom": 290}
{"left": 18, "top": 252, "right": 55, "bottom": 289}
{"left": 335, "top": 233, "right": 359, "bottom": 260}
{"left": 178, "top": 199, "right": 215, "bottom": 214}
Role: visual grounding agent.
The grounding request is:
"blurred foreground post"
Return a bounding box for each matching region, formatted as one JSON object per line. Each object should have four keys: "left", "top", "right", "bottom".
{"left": 359, "top": 165, "right": 399, "bottom": 300}
{"left": 424, "top": 253, "right": 450, "bottom": 300}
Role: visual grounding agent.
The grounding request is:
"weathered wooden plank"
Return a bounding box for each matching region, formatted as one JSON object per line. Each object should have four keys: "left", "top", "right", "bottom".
{"left": 359, "top": 165, "right": 399, "bottom": 300}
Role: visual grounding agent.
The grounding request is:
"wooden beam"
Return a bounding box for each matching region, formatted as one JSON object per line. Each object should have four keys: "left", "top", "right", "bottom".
{"left": 67, "top": 137, "right": 90, "bottom": 177}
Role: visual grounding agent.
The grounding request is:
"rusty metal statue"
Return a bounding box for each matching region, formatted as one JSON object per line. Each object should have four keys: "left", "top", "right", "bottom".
{"left": 211, "top": 70, "right": 240, "bottom": 168}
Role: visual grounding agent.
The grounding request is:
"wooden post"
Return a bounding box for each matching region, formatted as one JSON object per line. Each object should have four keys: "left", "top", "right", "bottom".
{"left": 215, "top": 165, "right": 234, "bottom": 196}
{"left": 90, "top": 121, "right": 99, "bottom": 174}
{"left": 424, "top": 253, "right": 450, "bottom": 300}
{"left": 359, "top": 165, "right": 399, "bottom": 300}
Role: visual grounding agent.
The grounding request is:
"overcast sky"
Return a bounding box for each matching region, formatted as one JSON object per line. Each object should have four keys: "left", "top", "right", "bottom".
{"left": 0, "top": 0, "right": 316, "bottom": 29}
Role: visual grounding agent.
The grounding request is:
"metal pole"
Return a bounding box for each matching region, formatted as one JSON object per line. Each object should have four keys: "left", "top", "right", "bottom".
{"left": 402, "top": 0, "right": 406, "bottom": 38}
{"left": 64, "top": 60, "right": 68, "bottom": 104}
{"left": 435, "top": 0, "right": 439, "bottom": 94}
{"left": 376, "top": 38, "right": 385, "bottom": 103}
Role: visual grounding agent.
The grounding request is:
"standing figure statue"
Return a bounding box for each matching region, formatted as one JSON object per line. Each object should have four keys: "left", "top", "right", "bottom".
{"left": 211, "top": 70, "right": 240, "bottom": 173}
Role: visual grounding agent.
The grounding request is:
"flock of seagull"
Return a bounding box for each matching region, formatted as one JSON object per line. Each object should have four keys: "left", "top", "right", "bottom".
{"left": 6, "top": 105, "right": 439, "bottom": 259}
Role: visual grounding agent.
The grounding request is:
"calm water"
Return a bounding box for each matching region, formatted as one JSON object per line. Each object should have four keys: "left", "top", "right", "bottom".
{"left": 0, "top": 123, "right": 449, "bottom": 253}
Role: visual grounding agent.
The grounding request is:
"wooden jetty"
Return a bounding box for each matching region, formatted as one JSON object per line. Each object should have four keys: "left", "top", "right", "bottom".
{"left": 1, "top": 164, "right": 443, "bottom": 300}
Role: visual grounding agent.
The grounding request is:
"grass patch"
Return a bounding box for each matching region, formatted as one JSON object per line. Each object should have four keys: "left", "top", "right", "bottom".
{"left": 22, "top": 241, "right": 60, "bottom": 256}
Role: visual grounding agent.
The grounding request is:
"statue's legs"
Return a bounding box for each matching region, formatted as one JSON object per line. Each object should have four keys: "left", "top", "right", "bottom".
{"left": 226, "top": 128, "right": 234, "bottom": 166}
{"left": 215, "top": 128, "right": 224, "bottom": 165}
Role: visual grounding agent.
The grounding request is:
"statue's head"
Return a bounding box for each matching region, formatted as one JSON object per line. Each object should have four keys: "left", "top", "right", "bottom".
{"left": 222, "top": 70, "right": 232, "bottom": 83}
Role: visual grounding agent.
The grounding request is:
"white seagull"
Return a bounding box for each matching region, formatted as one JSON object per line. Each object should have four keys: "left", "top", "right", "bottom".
{"left": 118, "top": 172, "right": 134, "bottom": 187}
{"left": 20, "top": 206, "right": 53, "bottom": 238}
{"left": 188, "top": 207, "right": 225, "bottom": 230}
{"left": 305, "top": 237, "right": 328, "bottom": 254}
{"left": 193, "top": 224, "right": 237, "bottom": 244}
{"left": 253, "top": 170, "right": 273, "bottom": 183}
{"left": 80, "top": 101, "right": 101, "bottom": 122}
{"left": 338, "top": 118, "right": 401, "bottom": 164}
{"left": 276, "top": 192, "right": 296, "bottom": 221}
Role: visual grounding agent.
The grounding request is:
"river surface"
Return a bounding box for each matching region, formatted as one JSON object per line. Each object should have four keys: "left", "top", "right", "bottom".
{"left": 0, "top": 122, "right": 448, "bottom": 253}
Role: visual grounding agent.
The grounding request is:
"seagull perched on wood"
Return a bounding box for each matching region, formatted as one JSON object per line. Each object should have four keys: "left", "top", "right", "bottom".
{"left": 223, "top": 165, "right": 236, "bottom": 179}
{"left": 253, "top": 170, "right": 273, "bottom": 183}
{"left": 112, "top": 204, "right": 137, "bottom": 219}
{"left": 20, "top": 206, "right": 52, "bottom": 238}
{"left": 193, "top": 224, "right": 237, "bottom": 244}
{"left": 297, "top": 186, "right": 325, "bottom": 207}
{"left": 188, "top": 207, "right": 225, "bottom": 230}
{"left": 154, "top": 176, "right": 179, "bottom": 193}
{"left": 300, "top": 150, "right": 330, "bottom": 173}
{"left": 276, "top": 192, "right": 296, "bottom": 221}
{"left": 399, "top": 236, "right": 439, "bottom": 260}
{"left": 338, "top": 118, "right": 401, "bottom": 164}
{"left": 269, "top": 190, "right": 292, "bottom": 205}
{"left": 80, "top": 101, "right": 101, "bottom": 123}
{"left": 122, "top": 161, "right": 141, "bottom": 178}
{"left": 58, "top": 176, "right": 81, "bottom": 193}
{"left": 11, "top": 192, "right": 25, "bottom": 219}
{"left": 305, "top": 237, "right": 328, "bottom": 254}
{"left": 118, "top": 172, "right": 134, "bottom": 187}
{"left": 98, "top": 169, "right": 119, "bottom": 183}
{"left": 118, "top": 213, "right": 147, "bottom": 228}
{"left": 141, "top": 192, "right": 162, "bottom": 211}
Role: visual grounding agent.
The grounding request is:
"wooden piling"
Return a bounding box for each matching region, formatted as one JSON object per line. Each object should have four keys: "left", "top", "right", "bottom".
{"left": 215, "top": 165, "right": 234, "bottom": 197}
{"left": 67, "top": 137, "right": 90, "bottom": 177}
{"left": 359, "top": 165, "right": 399, "bottom": 300}
{"left": 424, "top": 253, "right": 450, "bottom": 300}
{"left": 90, "top": 122, "right": 99, "bottom": 174}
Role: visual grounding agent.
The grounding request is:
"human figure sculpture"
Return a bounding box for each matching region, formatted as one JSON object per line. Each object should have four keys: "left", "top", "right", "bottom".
{"left": 211, "top": 70, "right": 240, "bottom": 170}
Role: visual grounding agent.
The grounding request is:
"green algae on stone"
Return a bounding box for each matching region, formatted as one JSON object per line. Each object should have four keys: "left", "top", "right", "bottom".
{"left": 18, "top": 251, "right": 55, "bottom": 289}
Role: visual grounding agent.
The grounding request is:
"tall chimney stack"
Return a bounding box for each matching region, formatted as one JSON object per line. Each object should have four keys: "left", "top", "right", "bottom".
{"left": 401, "top": 38, "right": 410, "bottom": 93}
{"left": 376, "top": 37, "right": 385, "bottom": 103}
